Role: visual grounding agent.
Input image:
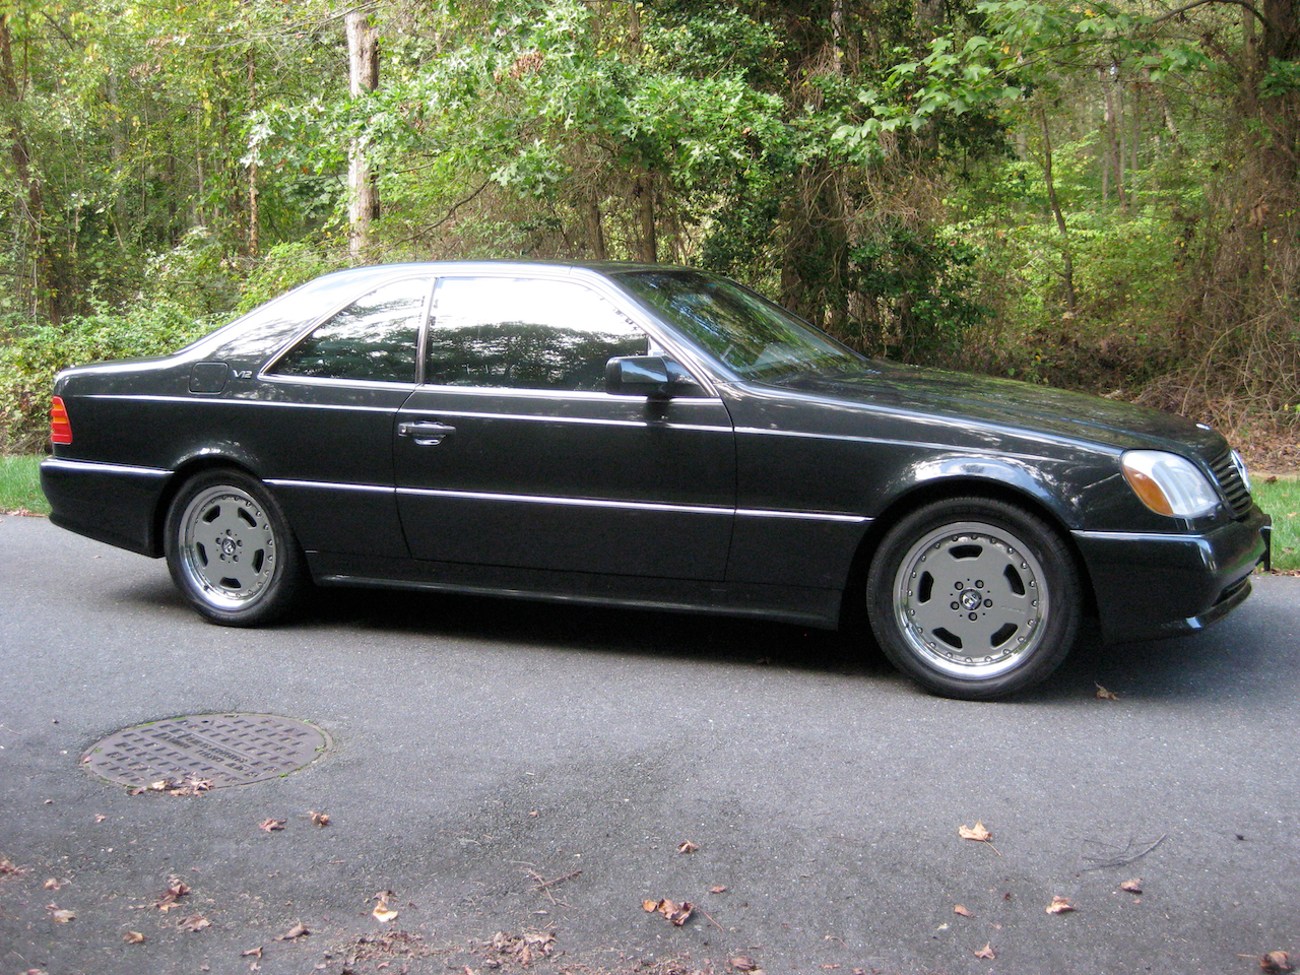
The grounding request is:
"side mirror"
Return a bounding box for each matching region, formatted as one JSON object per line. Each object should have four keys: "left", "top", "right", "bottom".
{"left": 605, "top": 356, "right": 697, "bottom": 398}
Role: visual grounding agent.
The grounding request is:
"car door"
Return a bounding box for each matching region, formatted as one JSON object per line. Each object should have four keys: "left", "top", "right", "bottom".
{"left": 394, "top": 273, "right": 736, "bottom": 580}
{"left": 253, "top": 275, "right": 431, "bottom": 560}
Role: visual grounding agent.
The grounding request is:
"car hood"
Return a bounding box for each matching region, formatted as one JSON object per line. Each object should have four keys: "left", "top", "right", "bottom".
{"left": 769, "top": 361, "right": 1226, "bottom": 457}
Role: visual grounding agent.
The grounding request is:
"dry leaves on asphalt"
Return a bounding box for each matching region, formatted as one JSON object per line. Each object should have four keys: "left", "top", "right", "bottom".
{"left": 123, "top": 930, "right": 146, "bottom": 944}
{"left": 154, "top": 876, "right": 190, "bottom": 912}
{"left": 709, "top": 885, "right": 729, "bottom": 894}
{"left": 974, "top": 943, "right": 996, "bottom": 960}
{"left": 958, "top": 821, "right": 992, "bottom": 843}
{"left": 643, "top": 897, "right": 694, "bottom": 926}
{"left": 1120, "top": 878, "right": 1143, "bottom": 894}
{"left": 177, "top": 913, "right": 210, "bottom": 932}
{"left": 730, "top": 956, "right": 765, "bottom": 973}
{"left": 258, "top": 818, "right": 286, "bottom": 833}
{"left": 953, "top": 904, "right": 974, "bottom": 918}
{"left": 241, "top": 946, "right": 263, "bottom": 959}
{"left": 309, "top": 810, "right": 330, "bottom": 827}
{"left": 1045, "top": 895, "right": 1076, "bottom": 914}
{"left": 372, "top": 891, "right": 399, "bottom": 923}
{"left": 132, "top": 776, "right": 213, "bottom": 797}
{"left": 677, "top": 840, "right": 699, "bottom": 854}
{"left": 1260, "top": 951, "right": 1294, "bottom": 974}
{"left": 489, "top": 930, "right": 556, "bottom": 966}
{"left": 0, "top": 858, "right": 28, "bottom": 877}
{"left": 1095, "top": 683, "right": 1120, "bottom": 700}
{"left": 45, "top": 904, "right": 75, "bottom": 923}
{"left": 275, "top": 921, "right": 309, "bottom": 941}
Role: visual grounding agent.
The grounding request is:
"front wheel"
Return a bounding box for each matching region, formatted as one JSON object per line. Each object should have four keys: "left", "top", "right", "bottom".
{"left": 164, "top": 469, "right": 306, "bottom": 626}
{"left": 866, "top": 498, "right": 1081, "bottom": 700}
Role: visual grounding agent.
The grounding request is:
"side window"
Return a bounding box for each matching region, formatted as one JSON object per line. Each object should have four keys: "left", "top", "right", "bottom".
{"left": 425, "top": 277, "right": 648, "bottom": 391}
{"left": 271, "top": 278, "right": 429, "bottom": 383}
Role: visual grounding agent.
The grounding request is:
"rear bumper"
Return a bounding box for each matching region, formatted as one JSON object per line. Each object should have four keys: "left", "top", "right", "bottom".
{"left": 1073, "top": 506, "right": 1271, "bottom": 644}
{"left": 40, "top": 457, "right": 170, "bottom": 557}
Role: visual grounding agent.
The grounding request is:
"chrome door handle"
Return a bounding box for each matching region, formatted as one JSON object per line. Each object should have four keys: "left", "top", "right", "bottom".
{"left": 398, "top": 421, "right": 456, "bottom": 446}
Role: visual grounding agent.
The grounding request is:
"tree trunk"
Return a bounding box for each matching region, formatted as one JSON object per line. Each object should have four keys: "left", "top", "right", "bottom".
{"left": 247, "top": 52, "right": 260, "bottom": 257}
{"left": 1038, "top": 107, "right": 1077, "bottom": 314}
{"left": 0, "top": 14, "right": 61, "bottom": 325}
{"left": 634, "top": 174, "right": 656, "bottom": 263}
{"left": 347, "top": 9, "right": 379, "bottom": 262}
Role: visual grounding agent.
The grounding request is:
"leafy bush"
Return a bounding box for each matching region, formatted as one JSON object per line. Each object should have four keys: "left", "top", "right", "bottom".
{"left": 0, "top": 303, "right": 220, "bottom": 452}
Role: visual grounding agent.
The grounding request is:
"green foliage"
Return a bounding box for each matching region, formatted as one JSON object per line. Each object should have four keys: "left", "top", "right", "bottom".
{"left": 236, "top": 241, "right": 346, "bottom": 314}
{"left": 0, "top": 304, "right": 218, "bottom": 452}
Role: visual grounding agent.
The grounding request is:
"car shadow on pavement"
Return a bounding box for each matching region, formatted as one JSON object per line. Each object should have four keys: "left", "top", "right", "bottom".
{"left": 111, "top": 570, "right": 1292, "bottom": 706}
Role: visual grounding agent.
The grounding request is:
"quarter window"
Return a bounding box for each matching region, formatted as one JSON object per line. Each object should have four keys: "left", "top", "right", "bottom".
{"left": 272, "top": 279, "right": 429, "bottom": 383}
{"left": 425, "top": 277, "right": 648, "bottom": 391}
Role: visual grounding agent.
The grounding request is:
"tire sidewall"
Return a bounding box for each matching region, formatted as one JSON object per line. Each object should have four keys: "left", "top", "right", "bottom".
{"left": 866, "top": 498, "right": 1081, "bottom": 700}
{"left": 164, "top": 469, "right": 303, "bottom": 626}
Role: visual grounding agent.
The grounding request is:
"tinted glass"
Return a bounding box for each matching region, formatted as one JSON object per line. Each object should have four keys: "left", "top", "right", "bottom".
{"left": 426, "top": 277, "right": 647, "bottom": 391}
{"left": 272, "top": 278, "right": 428, "bottom": 383}
{"left": 616, "top": 269, "right": 861, "bottom": 380}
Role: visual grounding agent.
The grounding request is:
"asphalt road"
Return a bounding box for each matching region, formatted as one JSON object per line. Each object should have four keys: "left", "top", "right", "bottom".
{"left": 1, "top": 513, "right": 1296, "bottom": 975}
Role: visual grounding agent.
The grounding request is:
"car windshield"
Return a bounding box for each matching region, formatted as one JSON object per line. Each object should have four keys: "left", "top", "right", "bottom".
{"left": 616, "top": 269, "right": 863, "bottom": 381}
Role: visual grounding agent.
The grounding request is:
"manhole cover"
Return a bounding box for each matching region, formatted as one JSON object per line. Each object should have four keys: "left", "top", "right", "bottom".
{"left": 83, "top": 713, "right": 330, "bottom": 789}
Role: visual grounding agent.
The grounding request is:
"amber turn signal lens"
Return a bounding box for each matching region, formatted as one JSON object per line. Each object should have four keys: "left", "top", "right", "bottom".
{"left": 1121, "top": 466, "right": 1174, "bottom": 516}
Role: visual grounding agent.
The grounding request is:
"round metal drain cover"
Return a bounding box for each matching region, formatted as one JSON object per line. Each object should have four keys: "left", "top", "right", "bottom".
{"left": 83, "top": 713, "right": 330, "bottom": 789}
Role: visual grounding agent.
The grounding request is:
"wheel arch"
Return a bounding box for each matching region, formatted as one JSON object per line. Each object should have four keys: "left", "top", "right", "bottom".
{"left": 839, "top": 472, "right": 1097, "bottom": 631}
{"left": 150, "top": 454, "right": 264, "bottom": 558}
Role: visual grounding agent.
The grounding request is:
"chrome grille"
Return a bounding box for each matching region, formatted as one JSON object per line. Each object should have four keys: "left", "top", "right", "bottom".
{"left": 1209, "top": 450, "right": 1252, "bottom": 519}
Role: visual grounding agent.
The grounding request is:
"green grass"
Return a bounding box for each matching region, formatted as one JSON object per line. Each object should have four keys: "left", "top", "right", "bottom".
{"left": 1255, "top": 476, "right": 1300, "bottom": 574}
{"left": 1, "top": 453, "right": 1296, "bottom": 571}
{"left": 0, "top": 454, "right": 48, "bottom": 515}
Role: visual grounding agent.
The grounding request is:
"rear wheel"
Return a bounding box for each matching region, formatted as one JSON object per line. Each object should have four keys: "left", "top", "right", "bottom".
{"left": 164, "top": 469, "right": 305, "bottom": 626}
{"left": 866, "top": 497, "right": 1081, "bottom": 699}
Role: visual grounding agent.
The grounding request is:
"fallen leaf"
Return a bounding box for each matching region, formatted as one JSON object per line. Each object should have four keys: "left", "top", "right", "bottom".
{"left": 1261, "top": 951, "right": 1294, "bottom": 974}
{"left": 155, "top": 876, "right": 190, "bottom": 912}
{"left": 309, "top": 810, "right": 330, "bottom": 827}
{"left": 45, "top": 904, "right": 75, "bottom": 923}
{"left": 1120, "top": 878, "right": 1143, "bottom": 894}
{"left": 644, "top": 897, "right": 693, "bottom": 926}
{"left": 0, "top": 859, "right": 26, "bottom": 876}
{"left": 709, "top": 885, "right": 729, "bottom": 894}
{"left": 730, "top": 957, "right": 763, "bottom": 973}
{"left": 43, "top": 878, "right": 61, "bottom": 891}
{"left": 677, "top": 840, "right": 699, "bottom": 854}
{"left": 373, "top": 891, "right": 399, "bottom": 923}
{"left": 241, "top": 946, "right": 263, "bottom": 959}
{"left": 1095, "top": 683, "right": 1120, "bottom": 700}
{"left": 276, "top": 921, "right": 309, "bottom": 941}
{"left": 959, "top": 821, "right": 992, "bottom": 843}
{"left": 954, "top": 904, "right": 974, "bottom": 918}
{"left": 178, "top": 913, "right": 210, "bottom": 932}
{"left": 258, "top": 818, "right": 286, "bottom": 833}
{"left": 974, "top": 942, "right": 996, "bottom": 960}
{"left": 1045, "top": 895, "right": 1076, "bottom": 914}
{"left": 94, "top": 814, "right": 108, "bottom": 824}
{"left": 123, "top": 930, "right": 146, "bottom": 944}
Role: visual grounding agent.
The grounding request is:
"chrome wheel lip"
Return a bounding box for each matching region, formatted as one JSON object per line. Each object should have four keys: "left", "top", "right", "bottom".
{"left": 891, "top": 520, "right": 1049, "bottom": 680}
{"left": 177, "top": 485, "right": 278, "bottom": 612}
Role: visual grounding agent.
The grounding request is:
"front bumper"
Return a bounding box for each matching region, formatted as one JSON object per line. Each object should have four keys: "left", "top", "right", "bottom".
{"left": 1073, "top": 505, "right": 1271, "bottom": 644}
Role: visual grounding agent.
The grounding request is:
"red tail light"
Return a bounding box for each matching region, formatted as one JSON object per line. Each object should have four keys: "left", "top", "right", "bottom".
{"left": 50, "top": 396, "right": 73, "bottom": 445}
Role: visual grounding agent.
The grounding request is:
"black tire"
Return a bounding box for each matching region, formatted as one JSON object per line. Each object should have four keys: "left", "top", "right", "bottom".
{"left": 865, "top": 497, "right": 1081, "bottom": 700}
{"left": 164, "top": 469, "right": 306, "bottom": 626}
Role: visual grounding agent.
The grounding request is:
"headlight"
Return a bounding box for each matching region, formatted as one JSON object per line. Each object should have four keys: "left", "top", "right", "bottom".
{"left": 1121, "top": 450, "right": 1220, "bottom": 518}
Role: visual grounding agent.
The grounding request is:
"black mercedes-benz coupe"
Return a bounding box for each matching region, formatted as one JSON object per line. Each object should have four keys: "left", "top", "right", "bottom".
{"left": 41, "top": 262, "right": 1271, "bottom": 698}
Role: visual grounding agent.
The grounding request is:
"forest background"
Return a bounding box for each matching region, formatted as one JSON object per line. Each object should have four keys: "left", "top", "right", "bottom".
{"left": 1, "top": 0, "right": 1298, "bottom": 461}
